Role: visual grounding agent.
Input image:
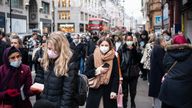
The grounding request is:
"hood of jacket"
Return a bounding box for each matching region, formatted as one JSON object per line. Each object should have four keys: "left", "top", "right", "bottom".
{"left": 3, "top": 46, "right": 21, "bottom": 67}
{"left": 165, "top": 44, "right": 192, "bottom": 61}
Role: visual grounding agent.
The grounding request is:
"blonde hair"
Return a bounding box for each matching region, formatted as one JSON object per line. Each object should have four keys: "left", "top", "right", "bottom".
{"left": 42, "top": 31, "right": 73, "bottom": 77}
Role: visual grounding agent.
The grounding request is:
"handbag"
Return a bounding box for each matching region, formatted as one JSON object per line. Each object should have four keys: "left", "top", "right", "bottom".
{"left": 117, "top": 54, "right": 123, "bottom": 108}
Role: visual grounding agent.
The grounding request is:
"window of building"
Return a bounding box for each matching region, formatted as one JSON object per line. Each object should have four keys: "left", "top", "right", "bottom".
{"left": 85, "top": 13, "right": 88, "bottom": 21}
{"left": 42, "top": 2, "right": 49, "bottom": 14}
{"left": 67, "top": 0, "right": 70, "bottom": 7}
{"left": 62, "top": 0, "right": 67, "bottom": 7}
{"left": 58, "top": 11, "right": 70, "bottom": 20}
{"left": 58, "top": 0, "right": 61, "bottom": 7}
{"left": 0, "top": 0, "right": 2, "bottom": 4}
{"left": 81, "top": 12, "right": 84, "bottom": 21}
{"left": 11, "top": 0, "right": 23, "bottom": 9}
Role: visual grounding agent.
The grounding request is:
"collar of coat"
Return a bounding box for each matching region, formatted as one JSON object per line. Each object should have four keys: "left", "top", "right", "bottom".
{"left": 165, "top": 44, "right": 192, "bottom": 51}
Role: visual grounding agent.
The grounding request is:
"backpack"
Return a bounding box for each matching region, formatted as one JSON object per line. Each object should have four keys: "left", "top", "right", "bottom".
{"left": 76, "top": 73, "right": 89, "bottom": 106}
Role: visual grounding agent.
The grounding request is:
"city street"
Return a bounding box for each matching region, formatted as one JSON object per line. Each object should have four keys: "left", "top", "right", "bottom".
{"left": 30, "top": 71, "right": 152, "bottom": 108}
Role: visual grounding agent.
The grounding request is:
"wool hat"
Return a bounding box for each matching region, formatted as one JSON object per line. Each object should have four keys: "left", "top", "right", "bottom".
{"left": 173, "top": 35, "right": 188, "bottom": 44}
{"left": 8, "top": 46, "right": 20, "bottom": 57}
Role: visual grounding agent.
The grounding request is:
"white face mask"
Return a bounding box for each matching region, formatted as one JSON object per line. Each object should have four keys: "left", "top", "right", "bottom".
{"left": 126, "top": 41, "right": 134, "bottom": 46}
{"left": 100, "top": 46, "right": 109, "bottom": 54}
{"left": 73, "top": 39, "right": 79, "bottom": 44}
{"left": 164, "top": 35, "right": 171, "bottom": 41}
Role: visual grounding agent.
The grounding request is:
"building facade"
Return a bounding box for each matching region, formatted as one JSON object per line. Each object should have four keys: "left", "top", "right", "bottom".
{"left": 141, "top": 0, "right": 162, "bottom": 34}
{"left": 0, "top": 0, "right": 52, "bottom": 34}
{"left": 53, "top": 0, "right": 124, "bottom": 33}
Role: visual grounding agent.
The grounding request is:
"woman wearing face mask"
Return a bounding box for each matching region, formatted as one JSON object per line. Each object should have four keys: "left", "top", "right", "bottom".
{"left": 162, "top": 30, "right": 172, "bottom": 45}
{"left": 10, "top": 35, "right": 29, "bottom": 65}
{"left": 85, "top": 37, "right": 119, "bottom": 108}
{"left": 33, "top": 31, "right": 79, "bottom": 108}
{"left": 0, "top": 46, "right": 33, "bottom": 108}
{"left": 118, "top": 35, "right": 141, "bottom": 108}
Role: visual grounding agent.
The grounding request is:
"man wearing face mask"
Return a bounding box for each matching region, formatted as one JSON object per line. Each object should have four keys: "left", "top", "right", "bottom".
{"left": 70, "top": 34, "right": 87, "bottom": 74}
{"left": 118, "top": 35, "right": 141, "bottom": 108}
{"left": 0, "top": 46, "right": 34, "bottom": 108}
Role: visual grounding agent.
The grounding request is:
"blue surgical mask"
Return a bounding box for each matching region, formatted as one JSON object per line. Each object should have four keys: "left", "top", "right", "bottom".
{"left": 10, "top": 59, "right": 22, "bottom": 68}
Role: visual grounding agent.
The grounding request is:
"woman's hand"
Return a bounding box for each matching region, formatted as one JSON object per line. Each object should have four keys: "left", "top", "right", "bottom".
{"left": 100, "top": 67, "right": 109, "bottom": 74}
{"left": 110, "top": 92, "right": 117, "bottom": 99}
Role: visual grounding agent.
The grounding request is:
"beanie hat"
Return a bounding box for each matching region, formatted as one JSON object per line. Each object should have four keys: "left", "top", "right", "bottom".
{"left": 8, "top": 46, "right": 20, "bottom": 57}
{"left": 173, "top": 35, "right": 188, "bottom": 44}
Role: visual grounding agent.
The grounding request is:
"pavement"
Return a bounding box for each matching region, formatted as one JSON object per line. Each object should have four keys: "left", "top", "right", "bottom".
{"left": 31, "top": 71, "right": 152, "bottom": 108}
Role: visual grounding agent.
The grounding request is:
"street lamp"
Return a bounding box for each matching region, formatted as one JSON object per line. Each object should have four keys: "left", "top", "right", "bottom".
{"left": 122, "top": 0, "right": 125, "bottom": 27}
{"left": 9, "top": 0, "right": 12, "bottom": 33}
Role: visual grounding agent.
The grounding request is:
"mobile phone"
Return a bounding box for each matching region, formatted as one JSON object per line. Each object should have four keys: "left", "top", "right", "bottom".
{"left": 102, "top": 63, "right": 110, "bottom": 68}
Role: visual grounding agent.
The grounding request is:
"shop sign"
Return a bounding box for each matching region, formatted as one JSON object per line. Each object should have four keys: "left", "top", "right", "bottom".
{"left": 60, "top": 24, "right": 74, "bottom": 27}
{"left": 155, "top": 16, "right": 162, "bottom": 26}
{"left": 12, "top": 9, "right": 23, "bottom": 14}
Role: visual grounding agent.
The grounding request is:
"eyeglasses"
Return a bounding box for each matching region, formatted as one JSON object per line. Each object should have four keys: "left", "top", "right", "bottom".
{"left": 9, "top": 55, "right": 21, "bottom": 60}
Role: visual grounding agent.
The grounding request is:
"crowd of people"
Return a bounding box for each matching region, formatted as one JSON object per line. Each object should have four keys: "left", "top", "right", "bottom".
{"left": 0, "top": 29, "right": 192, "bottom": 108}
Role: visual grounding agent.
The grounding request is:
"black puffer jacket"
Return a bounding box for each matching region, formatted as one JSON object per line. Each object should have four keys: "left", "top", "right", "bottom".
{"left": 35, "top": 57, "right": 79, "bottom": 108}
{"left": 159, "top": 44, "right": 192, "bottom": 108}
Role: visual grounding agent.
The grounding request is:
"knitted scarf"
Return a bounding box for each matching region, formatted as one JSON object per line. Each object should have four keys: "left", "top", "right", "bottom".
{"left": 93, "top": 47, "right": 115, "bottom": 85}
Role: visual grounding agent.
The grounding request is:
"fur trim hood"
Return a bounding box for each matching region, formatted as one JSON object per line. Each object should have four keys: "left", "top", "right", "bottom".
{"left": 165, "top": 44, "right": 192, "bottom": 51}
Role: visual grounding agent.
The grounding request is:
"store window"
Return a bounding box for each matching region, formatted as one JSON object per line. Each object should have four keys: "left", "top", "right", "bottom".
{"left": 58, "top": 23, "right": 75, "bottom": 33}
{"left": 58, "top": 11, "right": 70, "bottom": 20}
{"left": 11, "top": 0, "right": 23, "bottom": 9}
{"left": 42, "top": 2, "right": 49, "bottom": 14}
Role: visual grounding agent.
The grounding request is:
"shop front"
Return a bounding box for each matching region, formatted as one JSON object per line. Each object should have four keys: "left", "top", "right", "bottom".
{"left": 58, "top": 23, "right": 75, "bottom": 33}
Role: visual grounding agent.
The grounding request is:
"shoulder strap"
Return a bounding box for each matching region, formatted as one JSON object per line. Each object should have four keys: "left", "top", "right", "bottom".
{"left": 167, "top": 61, "right": 177, "bottom": 73}
{"left": 117, "top": 54, "right": 123, "bottom": 83}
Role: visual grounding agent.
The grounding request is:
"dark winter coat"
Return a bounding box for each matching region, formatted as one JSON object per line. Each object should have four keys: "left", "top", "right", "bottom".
{"left": 118, "top": 44, "right": 140, "bottom": 78}
{"left": 35, "top": 55, "right": 79, "bottom": 108}
{"left": 0, "top": 40, "right": 9, "bottom": 66}
{"left": 148, "top": 45, "right": 165, "bottom": 97}
{"left": 19, "top": 48, "right": 29, "bottom": 65}
{"left": 84, "top": 54, "right": 119, "bottom": 108}
{"left": 70, "top": 42, "right": 87, "bottom": 61}
{"left": 159, "top": 44, "right": 192, "bottom": 108}
{"left": 0, "top": 47, "right": 33, "bottom": 108}
{"left": 33, "top": 47, "right": 44, "bottom": 72}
